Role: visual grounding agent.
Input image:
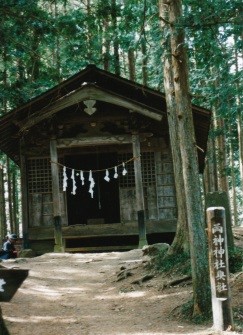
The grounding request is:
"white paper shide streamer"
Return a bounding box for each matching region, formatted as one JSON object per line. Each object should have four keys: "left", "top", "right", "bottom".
{"left": 80, "top": 170, "right": 85, "bottom": 185}
{"left": 114, "top": 166, "right": 118, "bottom": 179}
{"left": 88, "top": 170, "right": 95, "bottom": 198}
{"left": 122, "top": 162, "right": 127, "bottom": 176}
{"left": 104, "top": 169, "right": 110, "bottom": 182}
{"left": 62, "top": 158, "right": 132, "bottom": 196}
{"left": 63, "top": 166, "right": 68, "bottom": 191}
{"left": 71, "top": 169, "right": 77, "bottom": 195}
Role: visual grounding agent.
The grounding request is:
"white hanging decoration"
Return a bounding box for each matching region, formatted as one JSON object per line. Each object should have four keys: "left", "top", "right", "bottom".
{"left": 63, "top": 166, "right": 68, "bottom": 191}
{"left": 114, "top": 166, "right": 118, "bottom": 179}
{"left": 71, "top": 169, "right": 77, "bottom": 195}
{"left": 80, "top": 170, "right": 85, "bottom": 185}
{"left": 122, "top": 162, "right": 127, "bottom": 176}
{"left": 88, "top": 170, "right": 95, "bottom": 198}
{"left": 104, "top": 169, "right": 110, "bottom": 182}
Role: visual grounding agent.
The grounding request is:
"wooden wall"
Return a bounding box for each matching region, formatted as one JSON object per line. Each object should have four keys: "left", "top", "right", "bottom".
{"left": 26, "top": 143, "right": 177, "bottom": 230}
{"left": 155, "top": 151, "right": 177, "bottom": 219}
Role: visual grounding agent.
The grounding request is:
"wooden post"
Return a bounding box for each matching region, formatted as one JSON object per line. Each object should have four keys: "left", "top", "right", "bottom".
{"left": 20, "top": 139, "right": 29, "bottom": 249}
{"left": 206, "top": 207, "right": 234, "bottom": 331}
{"left": 50, "top": 138, "right": 64, "bottom": 252}
{"left": 132, "top": 134, "right": 148, "bottom": 248}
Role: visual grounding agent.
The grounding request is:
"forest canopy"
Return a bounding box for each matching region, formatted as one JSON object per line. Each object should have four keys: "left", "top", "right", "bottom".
{"left": 0, "top": 0, "right": 242, "bottom": 234}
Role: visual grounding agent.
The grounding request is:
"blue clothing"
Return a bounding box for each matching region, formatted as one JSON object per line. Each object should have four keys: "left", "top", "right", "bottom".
{"left": 0, "top": 240, "right": 16, "bottom": 259}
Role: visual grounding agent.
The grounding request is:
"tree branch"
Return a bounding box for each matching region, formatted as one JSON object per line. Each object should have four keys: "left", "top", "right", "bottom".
{"left": 159, "top": 16, "right": 172, "bottom": 26}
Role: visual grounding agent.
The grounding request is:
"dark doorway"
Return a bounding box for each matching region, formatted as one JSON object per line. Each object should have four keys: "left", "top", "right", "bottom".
{"left": 66, "top": 152, "right": 120, "bottom": 225}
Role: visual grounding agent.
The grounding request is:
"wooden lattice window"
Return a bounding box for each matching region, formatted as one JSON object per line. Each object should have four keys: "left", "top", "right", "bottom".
{"left": 118, "top": 152, "right": 156, "bottom": 188}
{"left": 27, "top": 158, "right": 52, "bottom": 194}
{"left": 142, "top": 152, "right": 156, "bottom": 185}
{"left": 118, "top": 153, "right": 135, "bottom": 187}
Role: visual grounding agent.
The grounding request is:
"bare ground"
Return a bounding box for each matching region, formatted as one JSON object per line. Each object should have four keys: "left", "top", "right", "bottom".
{"left": 0, "top": 230, "right": 242, "bottom": 335}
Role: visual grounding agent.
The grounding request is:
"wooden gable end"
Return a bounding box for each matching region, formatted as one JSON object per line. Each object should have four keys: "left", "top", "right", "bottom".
{"left": 0, "top": 65, "right": 210, "bottom": 173}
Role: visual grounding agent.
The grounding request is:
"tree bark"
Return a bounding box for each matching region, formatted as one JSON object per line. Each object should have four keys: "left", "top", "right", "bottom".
{"left": 50, "top": 138, "right": 64, "bottom": 252}
{"left": 132, "top": 134, "right": 148, "bottom": 248}
{"left": 102, "top": 18, "right": 111, "bottom": 71}
{"left": 111, "top": 0, "right": 120, "bottom": 76}
{"left": 214, "top": 116, "right": 229, "bottom": 193}
{"left": 128, "top": 48, "right": 136, "bottom": 82}
{"left": 234, "top": 37, "right": 243, "bottom": 194}
{"left": 12, "top": 170, "right": 18, "bottom": 235}
{"left": 0, "top": 166, "right": 7, "bottom": 242}
{"left": 228, "top": 126, "right": 238, "bottom": 226}
{"left": 53, "top": 0, "right": 61, "bottom": 82}
{"left": 162, "top": 33, "right": 189, "bottom": 255}
{"left": 204, "top": 134, "right": 218, "bottom": 193}
{"left": 7, "top": 158, "right": 14, "bottom": 234}
{"left": 141, "top": 35, "right": 148, "bottom": 86}
{"left": 159, "top": 0, "right": 210, "bottom": 315}
{"left": 237, "top": 112, "right": 243, "bottom": 194}
{"left": 20, "top": 138, "right": 29, "bottom": 248}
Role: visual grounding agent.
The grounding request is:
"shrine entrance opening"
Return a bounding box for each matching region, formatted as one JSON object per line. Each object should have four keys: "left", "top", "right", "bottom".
{"left": 66, "top": 152, "right": 120, "bottom": 225}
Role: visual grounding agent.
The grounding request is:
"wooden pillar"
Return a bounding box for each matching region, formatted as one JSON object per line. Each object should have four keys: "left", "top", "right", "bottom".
{"left": 132, "top": 134, "right": 148, "bottom": 248}
{"left": 20, "top": 139, "right": 29, "bottom": 249}
{"left": 50, "top": 138, "right": 64, "bottom": 252}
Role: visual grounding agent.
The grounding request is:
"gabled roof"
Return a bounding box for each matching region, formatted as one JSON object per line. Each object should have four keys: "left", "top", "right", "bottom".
{"left": 0, "top": 65, "right": 211, "bottom": 170}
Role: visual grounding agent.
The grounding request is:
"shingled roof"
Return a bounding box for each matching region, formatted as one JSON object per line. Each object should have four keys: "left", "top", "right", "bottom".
{"left": 0, "top": 65, "right": 211, "bottom": 171}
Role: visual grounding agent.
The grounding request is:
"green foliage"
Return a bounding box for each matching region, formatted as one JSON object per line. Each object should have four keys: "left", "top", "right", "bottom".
{"left": 228, "top": 247, "right": 243, "bottom": 273}
{"left": 233, "top": 305, "right": 243, "bottom": 332}
{"left": 181, "top": 299, "right": 212, "bottom": 324}
{"left": 154, "top": 250, "right": 191, "bottom": 277}
{"left": 154, "top": 250, "right": 212, "bottom": 322}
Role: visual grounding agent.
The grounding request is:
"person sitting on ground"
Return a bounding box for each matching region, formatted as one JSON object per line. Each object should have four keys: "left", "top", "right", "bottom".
{"left": 0, "top": 234, "right": 18, "bottom": 260}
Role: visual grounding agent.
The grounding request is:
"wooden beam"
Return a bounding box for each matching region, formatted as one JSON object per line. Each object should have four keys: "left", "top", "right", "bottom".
{"left": 132, "top": 134, "right": 148, "bottom": 248}
{"left": 18, "top": 85, "right": 163, "bottom": 133}
{"left": 57, "top": 135, "right": 132, "bottom": 147}
{"left": 65, "top": 245, "right": 136, "bottom": 253}
{"left": 28, "top": 220, "right": 177, "bottom": 240}
{"left": 56, "top": 133, "right": 152, "bottom": 148}
{"left": 50, "top": 138, "right": 64, "bottom": 252}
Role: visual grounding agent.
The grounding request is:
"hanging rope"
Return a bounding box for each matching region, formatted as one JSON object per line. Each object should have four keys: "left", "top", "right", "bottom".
{"left": 50, "top": 156, "right": 139, "bottom": 173}
{"left": 50, "top": 156, "right": 139, "bottom": 198}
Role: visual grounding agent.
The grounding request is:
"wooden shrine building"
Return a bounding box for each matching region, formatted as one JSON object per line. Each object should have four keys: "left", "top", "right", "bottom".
{"left": 0, "top": 65, "right": 211, "bottom": 254}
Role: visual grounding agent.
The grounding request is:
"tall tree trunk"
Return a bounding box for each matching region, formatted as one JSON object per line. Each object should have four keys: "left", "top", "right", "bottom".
{"left": 102, "top": 19, "right": 111, "bottom": 71}
{"left": 29, "top": 29, "right": 40, "bottom": 81}
{"left": 214, "top": 116, "right": 229, "bottom": 192}
{"left": 2, "top": 45, "right": 8, "bottom": 113}
{"left": 159, "top": 0, "right": 210, "bottom": 315}
{"left": 128, "top": 48, "right": 136, "bottom": 82}
{"left": 234, "top": 37, "right": 243, "bottom": 193}
{"left": 53, "top": 0, "right": 61, "bottom": 82}
{"left": 204, "top": 121, "right": 218, "bottom": 193}
{"left": 160, "top": 4, "right": 189, "bottom": 254}
{"left": 237, "top": 113, "right": 243, "bottom": 193}
{"left": 0, "top": 166, "right": 7, "bottom": 242}
{"left": 111, "top": 0, "right": 120, "bottom": 75}
{"left": 204, "top": 137, "right": 218, "bottom": 193}
{"left": 85, "top": 0, "right": 92, "bottom": 61}
{"left": 12, "top": 170, "right": 19, "bottom": 235}
{"left": 7, "top": 158, "right": 14, "bottom": 233}
{"left": 141, "top": 34, "right": 148, "bottom": 86}
{"left": 229, "top": 132, "right": 238, "bottom": 226}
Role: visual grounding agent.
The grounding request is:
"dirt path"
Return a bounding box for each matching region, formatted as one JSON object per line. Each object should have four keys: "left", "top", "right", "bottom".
{"left": 1, "top": 249, "right": 242, "bottom": 335}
